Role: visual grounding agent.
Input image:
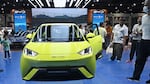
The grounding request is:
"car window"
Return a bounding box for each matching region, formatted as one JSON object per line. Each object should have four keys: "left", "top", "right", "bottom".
{"left": 33, "top": 24, "right": 84, "bottom": 42}
{"left": 84, "top": 24, "right": 100, "bottom": 36}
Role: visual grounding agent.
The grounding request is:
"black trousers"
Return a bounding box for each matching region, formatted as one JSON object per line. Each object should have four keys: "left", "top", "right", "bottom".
{"left": 105, "top": 36, "right": 111, "bottom": 48}
{"left": 4, "top": 50, "right": 10, "bottom": 58}
{"left": 111, "top": 43, "right": 123, "bottom": 60}
{"left": 133, "top": 40, "right": 150, "bottom": 79}
{"left": 129, "top": 40, "right": 140, "bottom": 60}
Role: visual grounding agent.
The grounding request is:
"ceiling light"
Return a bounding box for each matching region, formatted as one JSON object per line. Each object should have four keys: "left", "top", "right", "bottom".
{"left": 91, "top": 3, "right": 94, "bottom": 6}
{"left": 133, "top": 3, "right": 136, "bottom": 6}
{"left": 120, "top": 4, "right": 122, "bottom": 6}
{"left": 1, "top": 8, "right": 4, "bottom": 10}
{"left": 115, "top": 7, "right": 118, "bottom": 9}
{"left": 16, "top": 0, "right": 19, "bottom": 2}
{"left": 96, "top": 0, "right": 99, "bottom": 2}
{"left": 27, "top": 4, "right": 30, "bottom": 6}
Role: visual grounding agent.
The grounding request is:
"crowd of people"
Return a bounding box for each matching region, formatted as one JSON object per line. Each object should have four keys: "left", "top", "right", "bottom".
{"left": 78, "top": 0, "right": 150, "bottom": 83}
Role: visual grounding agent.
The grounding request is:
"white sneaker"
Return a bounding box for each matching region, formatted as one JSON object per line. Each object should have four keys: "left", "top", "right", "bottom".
{"left": 117, "top": 60, "right": 121, "bottom": 62}
{"left": 8, "top": 56, "right": 11, "bottom": 59}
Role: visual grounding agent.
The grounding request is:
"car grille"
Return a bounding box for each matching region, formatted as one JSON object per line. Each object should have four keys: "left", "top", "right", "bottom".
{"left": 31, "top": 66, "right": 86, "bottom": 81}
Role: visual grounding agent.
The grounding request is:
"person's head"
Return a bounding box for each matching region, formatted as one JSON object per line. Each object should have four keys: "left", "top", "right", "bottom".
{"left": 137, "top": 16, "right": 142, "bottom": 25}
{"left": 143, "top": 0, "right": 150, "bottom": 14}
{"left": 79, "top": 25, "right": 82, "bottom": 29}
{"left": 119, "top": 17, "right": 125, "bottom": 27}
{"left": 99, "top": 22, "right": 104, "bottom": 27}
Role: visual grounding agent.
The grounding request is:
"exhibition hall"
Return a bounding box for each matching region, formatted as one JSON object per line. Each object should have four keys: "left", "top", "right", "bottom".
{"left": 0, "top": 0, "right": 150, "bottom": 84}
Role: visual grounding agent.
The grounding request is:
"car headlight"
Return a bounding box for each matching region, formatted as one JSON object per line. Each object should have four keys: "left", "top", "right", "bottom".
{"left": 79, "top": 47, "right": 92, "bottom": 55}
{"left": 24, "top": 48, "right": 38, "bottom": 56}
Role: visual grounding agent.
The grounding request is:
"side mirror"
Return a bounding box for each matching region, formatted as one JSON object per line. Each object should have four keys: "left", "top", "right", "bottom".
{"left": 26, "top": 33, "right": 32, "bottom": 39}
{"left": 86, "top": 33, "right": 95, "bottom": 39}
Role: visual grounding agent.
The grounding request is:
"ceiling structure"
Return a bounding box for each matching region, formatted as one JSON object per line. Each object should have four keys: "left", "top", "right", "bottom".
{"left": 0, "top": 0, "right": 145, "bottom": 14}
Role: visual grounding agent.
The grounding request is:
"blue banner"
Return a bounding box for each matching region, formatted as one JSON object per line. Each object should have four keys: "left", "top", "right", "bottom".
{"left": 14, "top": 13, "right": 27, "bottom": 33}
{"left": 92, "top": 13, "right": 105, "bottom": 30}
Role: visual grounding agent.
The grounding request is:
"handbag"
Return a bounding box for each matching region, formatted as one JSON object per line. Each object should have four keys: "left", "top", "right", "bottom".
{"left": 106, "top": 43, "right": 113, "bottom": 54}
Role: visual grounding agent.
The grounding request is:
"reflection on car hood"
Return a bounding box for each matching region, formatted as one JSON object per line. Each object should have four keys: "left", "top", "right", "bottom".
{"left": 25, "top": 41, "right": 90, "bottom": 55}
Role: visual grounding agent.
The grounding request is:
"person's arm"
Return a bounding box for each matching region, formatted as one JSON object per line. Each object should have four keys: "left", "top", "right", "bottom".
{"left": 109, "top": 27, "right": 115, "bottom": 47}
{"left": 132, "top": 25, "right": 138, "bottom": 34}
{"left": 110, "top": 26, "right": 115, "bottom": 42}
{"left": 104, "top": 28, "right": 107, "bottom": 37}
{"left": 123, "top": 36, "right": 128, "bottom": 46}
{"left": 123, "top": 26, "right": 129, "bottom": 46}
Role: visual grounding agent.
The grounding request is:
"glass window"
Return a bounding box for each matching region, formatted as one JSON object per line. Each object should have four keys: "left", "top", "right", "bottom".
{"left": 33, "top": 24, "right": 84, "bottom": 42}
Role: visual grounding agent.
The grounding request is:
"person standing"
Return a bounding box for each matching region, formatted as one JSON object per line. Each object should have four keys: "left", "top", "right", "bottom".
{"left": 128, "top": 0, "right": 150, "bottom": 83}
{"left": 105, "top": 22, "right": 113, "bottom": 48}
{"left": 1, "top": 35, "right": 11, "bottom": 59}
{"left": 126, "top": 17, "right": 142, "bottom": 63}
{"left": 0, "top": 26, "right": 3, "bottom": 72}
{"left": 110, "top": 17, "right": 128, "bottom": 62}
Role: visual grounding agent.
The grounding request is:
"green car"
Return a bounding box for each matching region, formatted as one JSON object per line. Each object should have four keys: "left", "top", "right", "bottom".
{"left": 20, "top": 23, "right": 102, "bottom": 80}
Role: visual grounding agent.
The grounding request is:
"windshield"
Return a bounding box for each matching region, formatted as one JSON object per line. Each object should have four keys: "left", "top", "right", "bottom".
{"left": 32, "top": 25, "right": 84, "bottom": 42}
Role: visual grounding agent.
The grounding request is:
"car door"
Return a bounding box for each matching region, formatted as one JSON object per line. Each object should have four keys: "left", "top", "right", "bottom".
{"left": 86, "top": 24, "right": 102, "bottom": 59}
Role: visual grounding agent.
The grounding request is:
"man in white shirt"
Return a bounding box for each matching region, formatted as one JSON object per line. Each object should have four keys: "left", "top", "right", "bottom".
{"left": 110, "top": 18, "right": 128, "bottom": 62}
{"left": 128, "top": 0, "right": 150, "bottom": 83}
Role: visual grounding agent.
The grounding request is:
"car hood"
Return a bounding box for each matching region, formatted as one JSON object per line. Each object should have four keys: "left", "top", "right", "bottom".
{"left": 25, "top": 41, "right": 90, "bottom": 55}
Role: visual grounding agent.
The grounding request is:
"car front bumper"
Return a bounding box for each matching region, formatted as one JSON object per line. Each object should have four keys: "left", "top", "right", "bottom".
{"left": 21, "top": 54, "right": 96, "bottom": 80}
